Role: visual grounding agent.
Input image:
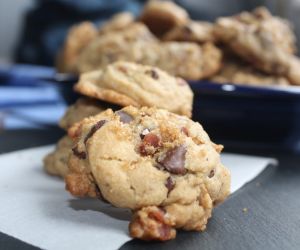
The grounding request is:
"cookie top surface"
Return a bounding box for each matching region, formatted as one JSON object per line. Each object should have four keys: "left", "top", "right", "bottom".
{"left": 215, "top": 7, "right": 296, "bottom": 55}
{"left": 76, "top": 23, "right": 157, "bottom": 73}
{"left": 69, "top": 106, "right": 230, "bottom": 210}
{"left": 74, "top": 61, "right": 194, "bottom": 117}
{"left": 214, "top": 7, "right": 300, "bottom": 84}
{"left": 163, "top": 21, "right": 215, "bottom": 44}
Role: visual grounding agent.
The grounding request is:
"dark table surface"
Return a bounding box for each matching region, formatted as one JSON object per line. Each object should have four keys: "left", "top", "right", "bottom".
{"left": 0, "top": 128, "right": 300, "bottom": 250}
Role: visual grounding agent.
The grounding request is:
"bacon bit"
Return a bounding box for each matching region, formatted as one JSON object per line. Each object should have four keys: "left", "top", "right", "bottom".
{"left": 139, "top": 133, "right": 161, "bottom": 156}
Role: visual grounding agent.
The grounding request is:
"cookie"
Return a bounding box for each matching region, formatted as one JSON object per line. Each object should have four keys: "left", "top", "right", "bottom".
{"left": 56, "top": 21, "right": 98, "bottom": 73}
{"left": 65, "top": 106, "right": 231, "bottom": 241}
{"left": 225, "top": 7, "right": 296, "bottom": 54}
{"left": 45, "top": 98, "right": 111, "bottom": 178}
{"left": 139, "top": 0, "right": 189, "bottom": 37}
{"left": 133, "top": 41, "right": 222, "bottom": 80}
{"left": 211, "top": 57, "right": 290, "bottom": 86}
{"left": 214, "top": 7, "right": 300, "bottom": 85}
{"left": 77, "top": 38, "right": 222, "bottom": 80}
{"left": 76, "top": 23, "right": 157, "bottom": 73}
{"left": 163, "top": 21, "right": 215, "bottom": 44}
{"left": 99, "top": 12, "right": 135, "bottom": 34}
{"left": 74, "top": 61, "right": 193, "bottom": 117}
{"left": 59, "top": 98, "right": 107, "bottom": 131}
{"left": 44, "top": 136, "right": 73, "bottom": 177}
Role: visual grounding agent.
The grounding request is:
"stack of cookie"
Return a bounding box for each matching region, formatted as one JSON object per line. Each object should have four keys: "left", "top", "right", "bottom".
{"left": 57, "top": 2, "right": 300, "bottom": 86}
{"left": 212, "top": 7, "right": 300, "bottom": 86}
{"left": 44, "top": 0, "right": 300, "bottom": 242}
{"left": 44, "top": 61, "right": 194, "bottom": 177}
{"left": 44, "top": 60, "right": 231, "bottom": 241}
{"left": 57, "top": 0, "right": 222, "bottom": 81}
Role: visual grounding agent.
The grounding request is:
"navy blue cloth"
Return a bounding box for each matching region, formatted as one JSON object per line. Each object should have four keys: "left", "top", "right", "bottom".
{"left": 0, "top": 64, "right": 67, "bottom": 129}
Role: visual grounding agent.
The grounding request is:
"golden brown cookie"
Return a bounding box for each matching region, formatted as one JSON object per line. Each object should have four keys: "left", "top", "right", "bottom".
{"left": 76, "top": 23, "right": 157, "bottom": 73}
{"left": 163, "top": 21, "right": 215, "bottom": 44}
{"left": 214, "top": 7, "right": 300, "bottom": 85}
{"left": 65, "top": 106, "right": 231, "bottom": 241}
{"left": 139, "top": 0, "right": 189, "bottom": 37}
{"left": 211, "top": 57, "right": 290, "bottom": 86}
{"left": 77, "top": 38, "right": 222, "bottom": 80}
{"left": 56, "top": 21, "right": 98, "bottom": 73}
{"left": 74, "top": 61, "right": 194, "bottom": 117}
{"left": 45, "top": 98, "right": 110, "bottom": 178}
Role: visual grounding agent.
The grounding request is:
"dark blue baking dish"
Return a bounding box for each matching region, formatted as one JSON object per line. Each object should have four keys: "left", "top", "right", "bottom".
{"left": 189, "top": 81, "right": 300, "bottom": 153}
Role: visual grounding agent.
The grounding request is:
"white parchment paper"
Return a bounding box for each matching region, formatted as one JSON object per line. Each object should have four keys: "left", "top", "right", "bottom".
{"left": 0, "top": 145, "right": 276, "bottom": 250}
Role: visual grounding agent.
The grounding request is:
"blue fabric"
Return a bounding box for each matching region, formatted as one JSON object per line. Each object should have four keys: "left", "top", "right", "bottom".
{"left": 0, "top": 64, "right": 67, "bottom": 129}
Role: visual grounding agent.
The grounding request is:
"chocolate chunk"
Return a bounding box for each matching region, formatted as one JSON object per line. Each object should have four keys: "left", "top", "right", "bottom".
{"left": 139, "top": 133, "right": 161, "bottom": 156}
{"left": 72, "top": 146, "right": 86, "bottom": 159}
{"left": 145, "top": 69, "right": 159, "bottom": 79}
{"left": 159, "top": 145, "right": 187, "bottom": 175}
{"left": 84, "top": 120, "right": 107, "bottom": 144}
{"left": 208, "top": 169, "right": 215, "bottom": 178}
{"left": 165, "top": 176, "right": 175, "bottom": 193}
{"left": 181, "top": 127, "right": 189, "bottom": 136}
{"left": 116, "top": 110, "right": 133, "bottom": 124}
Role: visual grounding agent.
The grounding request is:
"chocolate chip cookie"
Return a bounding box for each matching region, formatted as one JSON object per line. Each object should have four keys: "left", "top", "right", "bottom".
{"left": 74, "top": 61, "right": 194, "bottom": 117}
{"left": 214, "top": 7, "right": 300, "bottom": 85}
{"left": 131, "top": 41, "right": 222, "bottom": 80}
{"left": 76, "top": 23, "right": 157, "bottom": 73}
{"left": 211, "top": 57, "right": 290, "bottom": 86}
{"left": 139, "top": 0, "right": 189, "bottom": 37}
{"left": 65, "top": 106, "right": 231, "bottom": 241}
{"left": 56, "top": 21, "right": 98, "bottom": 73}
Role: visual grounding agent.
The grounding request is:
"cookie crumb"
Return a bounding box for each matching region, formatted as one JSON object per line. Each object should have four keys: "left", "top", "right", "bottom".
{"left": 242, "top": 208, "right": 248, "bottom": 213}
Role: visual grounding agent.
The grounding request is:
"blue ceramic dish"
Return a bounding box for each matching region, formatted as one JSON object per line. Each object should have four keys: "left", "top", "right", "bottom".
{"left": 189, "top": 80, "right": 300, "bottom": 153}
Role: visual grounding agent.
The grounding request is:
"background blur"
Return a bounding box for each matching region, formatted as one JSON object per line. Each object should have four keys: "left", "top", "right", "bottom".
{"left": 1, "top": 0, "right": 300, "bottom": 134}
{"left": 1, "top": 0, "right": 300, "bottom": 65}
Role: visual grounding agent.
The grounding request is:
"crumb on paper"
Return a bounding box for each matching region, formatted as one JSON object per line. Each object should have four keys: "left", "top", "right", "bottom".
{"left": 242, "top": 208, "right": 248, "bottom": 213}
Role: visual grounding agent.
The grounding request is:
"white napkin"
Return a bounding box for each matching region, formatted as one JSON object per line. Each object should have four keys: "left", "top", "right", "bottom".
{"left": 0, "top": 145, "right": 276, "bottom": 250}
